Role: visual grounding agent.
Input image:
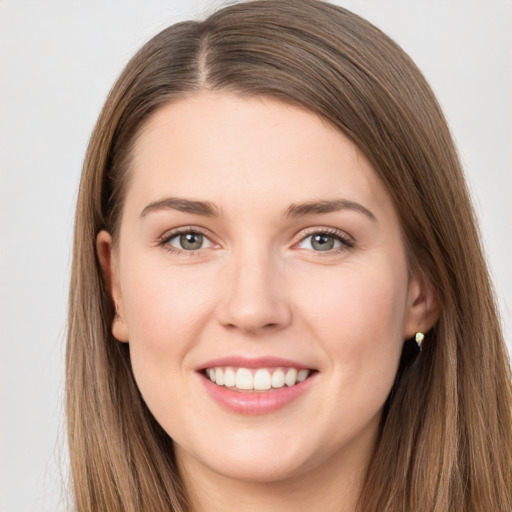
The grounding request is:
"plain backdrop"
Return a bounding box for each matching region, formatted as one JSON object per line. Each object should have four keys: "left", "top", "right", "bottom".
{"left": 1, "top": 1, "right": 511, "bottom": 510}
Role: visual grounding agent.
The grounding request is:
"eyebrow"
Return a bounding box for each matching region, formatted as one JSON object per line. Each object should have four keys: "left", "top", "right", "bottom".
{"left": 139, "top": 197, "right": 221, "bottom": 219}
{"left": 139, "top": 196, "right": 376, "bottom": 222}
{"left": 285, "top": 199, "right": 377, "bottom": 222}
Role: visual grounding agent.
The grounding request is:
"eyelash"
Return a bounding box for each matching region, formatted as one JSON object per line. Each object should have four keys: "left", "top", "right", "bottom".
{"left": 158, "top": 226, "right": 212, "bottom": 256}
{"left": 296, "top": 227, "right": 354, "bottom": 256}
{"left": 158, "top": 227, "right": 354, "bottom": 256}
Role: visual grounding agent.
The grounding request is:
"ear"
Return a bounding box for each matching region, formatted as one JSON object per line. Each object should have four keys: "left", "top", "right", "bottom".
{"left": 96, "top": 230, "right": 129, "bottom": 342}
{"left": 403, "top": 271, "right": 440, "bottom": 340}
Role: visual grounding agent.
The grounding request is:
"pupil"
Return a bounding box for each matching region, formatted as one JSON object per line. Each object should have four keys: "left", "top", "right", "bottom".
{"left": 180, "top": 233, "right": 203, "bottom": 250}
{"left": 312, "top": 234, "right": 334, "bottom": 251}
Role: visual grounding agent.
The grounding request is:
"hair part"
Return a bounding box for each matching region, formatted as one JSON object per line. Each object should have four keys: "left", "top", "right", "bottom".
{"left": 67, "top": 1, "right": 512, "bottom": 510}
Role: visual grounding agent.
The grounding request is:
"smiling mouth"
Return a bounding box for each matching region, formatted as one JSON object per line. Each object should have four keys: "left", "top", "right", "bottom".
{"left": 202, "top": 366, "right": 316, "bottom": 393}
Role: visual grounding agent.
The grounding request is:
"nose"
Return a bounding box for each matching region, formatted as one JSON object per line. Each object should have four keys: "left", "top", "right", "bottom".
{"left": 215, "top": 248, "right": 292, "bottom": 335}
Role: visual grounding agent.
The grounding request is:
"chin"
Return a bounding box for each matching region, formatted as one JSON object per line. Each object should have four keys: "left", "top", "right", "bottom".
{"left": 176, "top": 430, "right": 330, "bottom": 486}
{"left": 207, "top": 453, "right": 311, "bottom": 484}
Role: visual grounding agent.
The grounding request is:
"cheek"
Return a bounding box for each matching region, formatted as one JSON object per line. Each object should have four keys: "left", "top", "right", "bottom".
{"left": 118, "top": 262, "right": 219, "bottom": 422}
{"left": 294, "top": 259, "right": 408, "bottom": 372}
{"left": 118, "top": 262, "right": 219, "bottom": 410}
{"left": 291, "top": 261, "right": 408, "bottom": 441}
{"left": 121, "top": 262, "right": 216, "bottom": 349}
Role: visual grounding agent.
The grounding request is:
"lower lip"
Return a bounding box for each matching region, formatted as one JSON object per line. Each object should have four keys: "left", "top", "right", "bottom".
{"left": 198, "top": 372, "right": 316, "bottom": 415}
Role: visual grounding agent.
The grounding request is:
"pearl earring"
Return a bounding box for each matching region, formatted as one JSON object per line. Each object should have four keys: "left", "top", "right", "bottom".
{"left": 415, "top": 332, "right": 424, "bottom": 351}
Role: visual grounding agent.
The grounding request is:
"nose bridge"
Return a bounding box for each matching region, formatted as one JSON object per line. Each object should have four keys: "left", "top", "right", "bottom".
{"left": 217, "top": 240, "right": 291, "bottom": 334}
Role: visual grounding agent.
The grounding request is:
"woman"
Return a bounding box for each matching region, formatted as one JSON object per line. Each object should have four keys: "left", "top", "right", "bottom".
{"left": 66, "top": 0, "right": 512, "bottom": 510}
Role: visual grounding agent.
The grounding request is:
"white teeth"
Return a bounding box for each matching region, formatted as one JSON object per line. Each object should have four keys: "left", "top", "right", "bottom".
{"left": 297, "top": 369, "right": 309, "bottom": 382}
{"left": 235, "top": 368, "right": 253, "bottom": 390}
{"left": 205, "top": 366, "right": 311, "bottom": 391}
{"left": 271, "top": 368, "right": 285, "bottom": 388}
{"left": 254, "top": 369, "right": 272, "bottom": 390}
{"left": 284, "top": 368, "right": 298, "bottom": 387}
{"left": 224, "top": 368, "right": 236, "bottom": 387}
{"left": 215, "top": 368, "right": 224, "bottom": 386}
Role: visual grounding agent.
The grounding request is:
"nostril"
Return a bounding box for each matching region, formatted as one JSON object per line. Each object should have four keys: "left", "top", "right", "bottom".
{"left": 223, "top": 321, "right": 282, "bottom": 335}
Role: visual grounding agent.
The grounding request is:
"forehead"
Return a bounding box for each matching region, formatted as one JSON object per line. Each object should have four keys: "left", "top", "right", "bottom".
{"left": 125, "top": 91, "right": 392, "bottom": 220}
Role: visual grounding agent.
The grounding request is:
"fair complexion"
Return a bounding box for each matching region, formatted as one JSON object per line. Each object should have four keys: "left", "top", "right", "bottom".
{"left": 97, "top": 92, "right": 438, "bottom": 512}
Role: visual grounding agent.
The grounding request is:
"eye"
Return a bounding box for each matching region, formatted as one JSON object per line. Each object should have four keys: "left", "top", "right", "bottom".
{"left": 297, "top": 231, "right": 352, "bottom": 252}
{"left": 163, "top": 230, "right": 214, "bottom": 252}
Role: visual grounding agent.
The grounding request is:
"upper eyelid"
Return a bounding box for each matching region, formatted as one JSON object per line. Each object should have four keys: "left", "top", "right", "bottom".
{"left": 160, "top": 226, "right": 213, "bottom": 241}
{"left": 295, "top": 226, "right": 353, "bottom": 242}
{"left": 159, "top": 228, "right": 215, "bottom": 255}
{"left": 293, "top": 228, "right": 355, "bottom": 255}
{"left": 157, "top": 227, "right": 215, "bottom": 253}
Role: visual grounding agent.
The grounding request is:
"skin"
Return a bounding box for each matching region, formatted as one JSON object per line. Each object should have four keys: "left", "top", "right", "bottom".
{"left": 97, "top": 92, "right": 438, "bottom": 512}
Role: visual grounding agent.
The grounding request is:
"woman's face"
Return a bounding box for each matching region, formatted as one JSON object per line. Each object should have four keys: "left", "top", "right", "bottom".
{"left": 99, "top": 92, "right": 431, "bottom": 485}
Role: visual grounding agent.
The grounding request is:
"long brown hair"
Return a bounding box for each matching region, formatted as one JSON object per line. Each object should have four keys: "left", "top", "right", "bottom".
{"left": 67, "top": 1, "right": 512, "bottom": 510}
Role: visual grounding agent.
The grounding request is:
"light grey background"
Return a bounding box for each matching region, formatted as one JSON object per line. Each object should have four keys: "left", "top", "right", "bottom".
{"left": 1, "top": 1, "right": 511, "bottom": 511}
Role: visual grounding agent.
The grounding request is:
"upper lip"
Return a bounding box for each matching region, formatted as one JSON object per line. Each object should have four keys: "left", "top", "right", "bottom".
{"left": 197, "top": 356, "right": 315, "bottom": 371}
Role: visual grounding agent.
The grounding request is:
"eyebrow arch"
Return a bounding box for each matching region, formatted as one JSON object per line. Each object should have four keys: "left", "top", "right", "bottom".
{"left": 284, "top": 199, "right": 377, "bottom": 222}
{"left": 139, "top": 197, "right": 221, "bottom": 219}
